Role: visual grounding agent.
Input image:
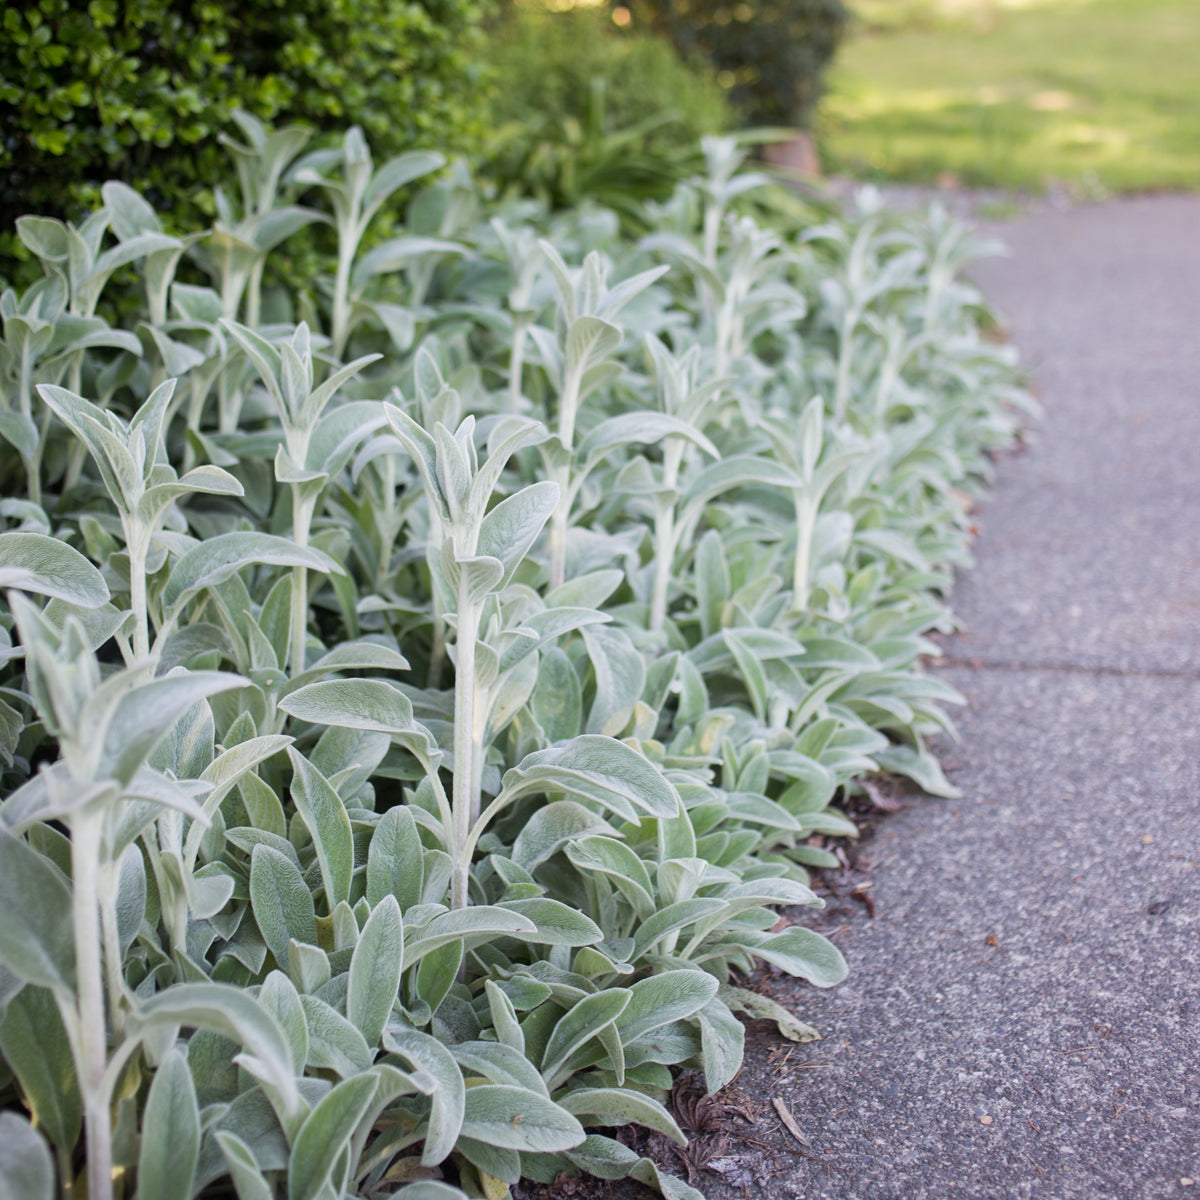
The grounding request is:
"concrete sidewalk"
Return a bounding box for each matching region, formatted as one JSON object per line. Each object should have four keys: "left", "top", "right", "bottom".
{"left": 725, "top": 197, "right": 1200, "bottom": 1200}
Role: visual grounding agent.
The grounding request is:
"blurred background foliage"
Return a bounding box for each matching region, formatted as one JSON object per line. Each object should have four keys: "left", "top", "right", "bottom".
{"left": 625, "top": 0, "right": 850, "bottom": 129}
{"left": 821, "top": 0, "right": 1200, "bottom": 192}
{"left": 5, "top": 0, "right": 1197, "bottom": 291}
{"left": 480, "top": 4, "right": 734, "bottom": 222}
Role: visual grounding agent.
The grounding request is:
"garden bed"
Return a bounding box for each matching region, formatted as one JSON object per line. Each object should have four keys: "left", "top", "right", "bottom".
{"left": 0, "top": 120, "right": 1032, "bottom": 1200}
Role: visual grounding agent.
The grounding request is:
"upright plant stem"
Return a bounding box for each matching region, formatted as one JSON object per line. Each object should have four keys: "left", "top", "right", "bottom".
{"left": 18, "top": 353, "right": 41, "bottom": 507}
{"left": 290, "top": 489, "right": 315, "bottom": 677}
{"left": 427, "top": 591, "right": 447, "bottom": 690}
{"left": 548, "top": 366, "right": 583, "bottom": 590}
{"left": 792, "top": 491, "right": 819, "bottom": 614}
{"left": 547, "top": 467, "right": 571, "bottom": 593}
{"left": 99, "top": 869, "right": 127, "bottom": 1040}
{"left": 450, "top": 584, "right": 480, "bottom": 911}
{"left": 833, "top": 315, "right": 857, "bottom": 423}
{"left": 331, "top": 240, "right": 355, "bottom": 363}
{"left": 71, "top": 810, "right": 114, "bottom": 1200}
{"left": 128, "top": 534, "right": 150, "bottom": 661}
{"left": 648, "top": 440, "right": 684, "bottom": 635}
{"left": 509, "top": 320, "right": 528, "bottom": 414}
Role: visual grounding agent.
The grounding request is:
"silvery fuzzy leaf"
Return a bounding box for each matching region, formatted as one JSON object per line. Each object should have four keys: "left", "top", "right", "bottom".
{"left": 137, "top": 1048, "right": 202, "bottom": 1200}
{"left": 89, "top": 669, "right": 246, "bottom": 788}
{"left": 0, "top": 985, "right": 81, "bottom": 1150}
{"left": 503, "top": 606, "right": 610, "bottom": 668}
{"left": 736, "top": 927, "right": 848, "bottom": 987}
{"left": 0, "top": 532, "right": 108, "bottom": 607}
{"left": 290, "top": 941, "right": 332, "bottom": 996}
{"left": 140, "top": 323, "right": 207, "bottom": 377}
{"left": 0, "top": 411, "right": 40, "bottom": 461}
{"left": 259, "top": 970, "right": 310, "bottom": 1076}
{"left": 577, "top": 412, "right": 718, "bottom": 467}
{"left": 476, "top": 480, "right": 559, "bottom": 590}
{"left": 352, "top": 235, "right": 463, "bottom": 286}
{"left": 530, "top": 646, "right": 582, "bottom": 744}
{"left": 453, "top": 1036, "right": 552, "bottom": 1094}
{"left": 403, "top": 906, "right": 537, "bottom": 965}
{"left": 224, "top": 827, "right": 299, "bottom": 867}
{"left": 499, "top": 735, "right": 678, "bottom": 822}
{"left": 287, "top": 1072, "right": 377, "bottom": 1200}
{"left": 380, "top": 1027, "right": 464, "bottom": 1165}
{"left": 136, "top": 983, "right": 301, "bottom": 1124}
{"left": 630, "top": 902, "right": 726, "bottom": 963}
{"left": 0, "top": 1113, "right": 54, "bottom": 1200}
{"left": 718, "top": 984, "right": 819, "bottom": 1043}
{"left": 487, "top": 647, "right": 538, "bottom": 739}
{"left": 874, "top": 743, "right": 962, "bottom": 798}
{"left": 629, "top": 1155, "right": 707, "bottom": 1200}
{"left": 388, "top": 1184, "right": 469, "bottom": 1200}
{"left": 682, "top": 454, "right": 801, "bottom": 518}
{"left": 366, "top": 805, "right": 424, "bottom": 911}
{"left": 288, "top": 749, "right": 354, "bottom": 907}
{"left": 15, "top": 215, "right": 69, "bottom": 262}
{"left": 496, "top": 898, "right": 603, "bottom": 948}
{"left": 545, "top": 568, "right": 624, "bottom": 611}
{"left": 280, "top": 677, "right": 417, "bottom": 735}
{"left": 460, "top": 1085, "right": 584, "bottom": 1153}
{"left": 564, "top": 837, "right": 655, "bottom": 920}
{"left": 90, "top": 231, "right": 181, "bottom": 280}
{"left": 214, "top": 1131, "right": 274, "bottom": 1200}
{"left": 347, "top": 895, "right": 404, "bottom": 1047}
{"left": 563, "top": 1133, "right": 640, "bottom": 1180}
{"left": 558, "top": 1087, "right": 686, "bottom": 1145}
{"left": 0, "top": 828, "right": 74, "bottom": 994}
{"left": 511, "top": 801, "right": 619, "bottom": 874}
{"left": 414, "top": 938, "right": 461, "bottom": 1018}
{"left": 306, "top": 399, "right": 387, "bottom": 478}
{"left": 163, "top": 532, "right": 342, "bottom": 612}
{"left": 482, "top": 983, "right": 526, "bottom": 1056}
{"left": 249, "top": 844, "right": 318, "bottom": 969}
{"left": 540, "top": 988, "right": 630, "bottom": 1082}
{"left": 697, "top": 997, "right": 745, "bottom": 1092}
{"left": 298, "top": 994, "right": 372, "bottom": 1077}
{"left": 157, "top": 622, "right": 238, "bottom": 673}
{"left": 581, "top": 625, "right": 645, "bottom": 737}
{"left": 456, "top": 1134, "right": 522, "bottom": 1184}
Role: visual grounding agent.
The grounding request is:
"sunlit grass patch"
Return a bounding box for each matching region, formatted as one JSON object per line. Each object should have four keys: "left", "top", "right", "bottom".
{"left": 821, "top": 0, "right": 1200, "bottom": 192}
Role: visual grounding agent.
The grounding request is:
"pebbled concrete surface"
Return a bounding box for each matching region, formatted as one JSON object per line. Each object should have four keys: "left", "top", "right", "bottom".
{"left": 699, "top": 196, "right": 1200, "bottom": 1200}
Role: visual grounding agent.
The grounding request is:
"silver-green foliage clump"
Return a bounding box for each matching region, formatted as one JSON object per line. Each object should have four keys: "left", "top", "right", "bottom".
{"left": 0, "top": 116, "right": 1033, "bottom": 1200}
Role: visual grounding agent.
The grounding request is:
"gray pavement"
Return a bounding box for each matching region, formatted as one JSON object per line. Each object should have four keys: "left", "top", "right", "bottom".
{"left": 712, "top": 196, "right": 1200, "bottom": 1200}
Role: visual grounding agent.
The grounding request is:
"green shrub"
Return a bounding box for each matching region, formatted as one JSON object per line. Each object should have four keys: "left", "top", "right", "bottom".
{"left": 0, "top": 0, "right": 492, "bottom": 282}
{"left": 628, "top": 0, "right": 850, "bottom": 128}
{"left": 480, "top": 6, "right": 732, "bottom": 219}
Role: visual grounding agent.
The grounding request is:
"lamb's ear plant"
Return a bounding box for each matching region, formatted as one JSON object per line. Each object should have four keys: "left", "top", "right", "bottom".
{"left": 37, "top": 379, "right": 243, "bottom": 660}
{"left": 530, "top": 241, "right": 667, "bottom": 588}
{"left": 287, "top": 127, "right": 450, "bottom": 359}
{"left": 220, "top": 320, "right": 382, "bottom": 678}
{"left": 0, "top": 115, "right": 1032, "bottom": 1200}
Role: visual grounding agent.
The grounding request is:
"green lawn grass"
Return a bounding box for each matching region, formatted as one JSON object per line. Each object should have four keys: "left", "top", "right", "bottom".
{"left": 819, "top": 0, "right": 1200, "bottom": 192}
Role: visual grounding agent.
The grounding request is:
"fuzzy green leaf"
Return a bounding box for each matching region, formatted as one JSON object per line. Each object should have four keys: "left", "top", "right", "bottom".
{"left": 163, "top": 533, "right": 343, "bottom": 610}
{"left": 137, "top": 1048, "right": 201, "bottom": 1200}
{"left": 0, "top": 533, "right": 108, "bottom": 607}
{"left": 347, "top": 895, "right": 403, "bottom": 1046}
{"left": 0, "top": 830, "right": 74, "bottom": 994}
{"left": 0, "top": 1113, "right": 54, "bottom": 1200}
{"left": 249, "top": 844, "right": 318, "bottom": 969}
{"left": 460, "top": 1085, "right": 584, "bottom": 1153}
{"left": 287, "top": 1073, "right": 378, "bottom": 1200}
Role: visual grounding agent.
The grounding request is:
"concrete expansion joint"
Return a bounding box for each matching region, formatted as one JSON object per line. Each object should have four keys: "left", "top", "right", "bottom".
{"left": 932, "top": 655, "right": 1200, "bottom": 682}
